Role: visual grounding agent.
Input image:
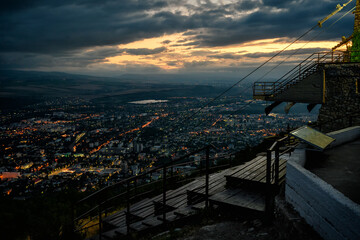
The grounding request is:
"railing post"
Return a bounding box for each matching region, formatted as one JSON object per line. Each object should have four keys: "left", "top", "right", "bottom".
{"left": 205, "top": 146, "right": 210, "bottom": 209}
{"left": 299, "top": 63, "right": 301, "bottom": 80}
{"left": 275, "top": 142, "right": 280, "bottom": 186}
{"left": 98, "top": 201, "right": 102, "bottom": 240}
{"left": 126, "top": 180, "right": 130, "bottom": 234}
{"left": 170, "top": 165, "right": 174, "bottom": 187}
{"left": 105, "top": 205, "right": 108, "bottom": 218}
{"left": 162, "top": 166, "right": 166, "bottom": 223}
{"left": 71, "top": 204, "right": 75, "bottom": 235}
{"left": 265, "top": 149, "right": 273, "bottom": 223}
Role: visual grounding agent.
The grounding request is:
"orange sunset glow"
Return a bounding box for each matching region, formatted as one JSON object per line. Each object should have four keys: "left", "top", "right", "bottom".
{"left": 2, "top": 0, "right": 355, "bottom": 78}
{"left": 102, "top": 33, "right": 340, "bottom": 71}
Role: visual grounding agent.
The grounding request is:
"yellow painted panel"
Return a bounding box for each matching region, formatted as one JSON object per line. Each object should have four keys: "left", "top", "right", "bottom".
{"left": 290, "top": 126, "right": 335, "bottom": 150}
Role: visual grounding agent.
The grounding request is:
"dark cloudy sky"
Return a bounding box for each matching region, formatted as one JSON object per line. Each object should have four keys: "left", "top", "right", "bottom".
{"left": 0, "top": 0, "right": 356, "bottom": 77}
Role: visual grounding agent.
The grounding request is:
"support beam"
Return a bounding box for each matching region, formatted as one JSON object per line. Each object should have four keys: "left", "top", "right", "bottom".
{"left": 265, "top": 101, "right": 282, "bottom": 115}
{"left": 284, "top": 102, "right": 296, "bottom": 114}
{"left": 307, "top": 103, "right": 318, "bottom": 113}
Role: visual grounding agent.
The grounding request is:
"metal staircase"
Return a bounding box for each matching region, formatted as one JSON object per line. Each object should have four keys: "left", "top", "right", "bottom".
{"left": 253, "top": 51, "right": 351, "bottom": 100}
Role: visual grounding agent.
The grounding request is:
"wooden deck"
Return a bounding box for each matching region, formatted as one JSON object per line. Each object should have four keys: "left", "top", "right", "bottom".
{"left": 209, "top": 153, "right": 289, "bottom": 212}
{"left": 226, "top": 155, "right": 287, "bottom": 190}
{"left": 97, "top": 153, "right": 290, "bottom": 239}
{"left": 209, "top": 188, "right": 266, "bottom": 212}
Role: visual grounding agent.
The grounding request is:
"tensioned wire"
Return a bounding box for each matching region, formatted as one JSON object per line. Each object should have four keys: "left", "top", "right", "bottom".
{"left": 226, "top": 5, "right": 357, "bottom": 117}
{"left": 162, "top": 21, "right": 318, "bottom": 141}
{"left": 77, "top": 4, "right": 356, "bottom": 223}
{"left": 182, "top": 3, "right": 356, "bottom": 123}
{"left": 109, "top": 4, "right": 354, "bottom": 155}
{"left": 256, "top": 5, "right": 357, "bottom": 83}
{"left": 177, "top": 3, "right": 356, "bottom": 148}
{"left": 181, "top": 24, "right": 318, "bottom": 123}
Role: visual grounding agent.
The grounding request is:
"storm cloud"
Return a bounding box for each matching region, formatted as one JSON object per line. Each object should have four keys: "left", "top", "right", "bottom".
{"left": 0, "top": 0, "right": 356, "bottom": 72}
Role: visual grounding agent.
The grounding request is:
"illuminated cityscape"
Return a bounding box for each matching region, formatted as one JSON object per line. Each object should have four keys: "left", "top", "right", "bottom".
{"left": 0, "top": 96, "right": 316, "bottom": 199}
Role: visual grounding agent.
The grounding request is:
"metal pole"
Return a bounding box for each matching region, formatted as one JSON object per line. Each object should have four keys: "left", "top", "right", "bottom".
{"left": 98, "top": 202, "right": 102, "bottom": 240}
{"left": 275, "top": 143, "right": 280, "bottom": 186}
{"left": 265, "top": 149, "right": 272, "bottom": 222}
{"left": 171, "top": 165, "right": 174, "bottom": 187}
{"left": 205, "top": 146, "right": 210, "bottom": 209}
{"left": 71, "top": 204, "right": 75, "bottom": 235}
{"left": 126, "top": 181, "right": 130, "bottom": 234}
{"left": 266, "top": 150, "right": 272, "bottom": 185}
{"left": 162, "top": 166, "right": 166, "bottom": 223}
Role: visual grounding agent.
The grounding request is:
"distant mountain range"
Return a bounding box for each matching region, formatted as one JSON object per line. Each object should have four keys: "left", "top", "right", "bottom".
{"left": 0, "top": 70, "right": 248, "bottom": 109}
{"left": 0, "top": 70, "right": 254, "bottom": 97}
{"left": 0, "top": 70, "right": 126, "bottom": 97}
{"left": 0, "top": 70, "right": 319, "bottom": 114}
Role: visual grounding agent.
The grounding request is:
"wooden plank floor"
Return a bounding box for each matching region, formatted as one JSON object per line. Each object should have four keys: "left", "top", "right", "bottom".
{"left": 101, "top": 203, "right": 206, "bottom": 239}
{"left": 100, "top": 154, "right": 290, "bottom": 239}
{"left": 188, "top": 165, "right": 250, "bottom": 196}
{"left": 103, "top": 164, "right": 246, "bottom": 230}
{"left": 227, "top": 155, "right": 288, "bottom": 184}
{"left": 208, "top": 154, "right": 290, "bottom": 213}
{"left": 209, "top": 188, "right": 266, "bottom": 212}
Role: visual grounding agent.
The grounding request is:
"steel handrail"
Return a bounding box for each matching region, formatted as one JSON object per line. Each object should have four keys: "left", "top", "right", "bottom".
{"left": 76, "top": 144, "right": 216, "bottom": 204}
{"left": 74, "top": 144, "right": 218, "bottom": 237}
{"left": 253, "top": 50, "right": 359, "bottom": 97}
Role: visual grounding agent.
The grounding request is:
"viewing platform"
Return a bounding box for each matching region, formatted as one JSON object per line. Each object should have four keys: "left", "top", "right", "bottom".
{"left": 80, "top": 145, "right": 291, "bottom": 240}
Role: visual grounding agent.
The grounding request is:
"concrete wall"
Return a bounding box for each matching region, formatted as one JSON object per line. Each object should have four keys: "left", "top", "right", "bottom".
{"left": 285, "top": 126, "right": 360, "bottom": 240}
{"left": 327, "top": 126, "right": 360, "bottom": 148}
{"left": 286, "top": 161, "right": 360, "bottom": 240}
